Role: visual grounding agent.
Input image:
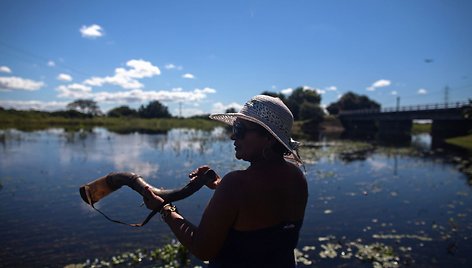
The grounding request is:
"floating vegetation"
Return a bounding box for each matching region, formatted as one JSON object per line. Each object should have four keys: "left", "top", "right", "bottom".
{"left": 65, "top": 240, "right": 191, "bottom": 268}
{"left": 297, "top": 236, "right": 401, "bottom": 268}
{"left": 295, "top": 248, "right": 314, "bottom": 265}
{"left": 372, "top": 233, "right": 433, "bottom": 242}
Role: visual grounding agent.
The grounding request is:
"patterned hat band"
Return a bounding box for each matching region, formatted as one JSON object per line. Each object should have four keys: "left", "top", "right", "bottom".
{"left": 209, "top": 95, "right": 302, "bottom": 164}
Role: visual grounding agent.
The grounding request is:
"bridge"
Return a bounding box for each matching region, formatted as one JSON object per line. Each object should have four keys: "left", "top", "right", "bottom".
{"left": 337, "top": 101, "right": 471, "bottom": 143}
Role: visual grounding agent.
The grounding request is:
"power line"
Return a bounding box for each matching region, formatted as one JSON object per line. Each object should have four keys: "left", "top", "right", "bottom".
{"left": 0, "top": 41, "right": 93, "bottom": 78}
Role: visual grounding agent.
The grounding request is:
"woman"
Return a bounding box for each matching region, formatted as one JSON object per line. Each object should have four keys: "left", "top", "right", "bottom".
{"left": 143, "top": 95, "right": 308, "bottom": 267}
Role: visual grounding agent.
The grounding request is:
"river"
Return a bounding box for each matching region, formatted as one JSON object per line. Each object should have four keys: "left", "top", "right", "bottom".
{"left": 0, "top": 127, "right": 471, "bottom": 267}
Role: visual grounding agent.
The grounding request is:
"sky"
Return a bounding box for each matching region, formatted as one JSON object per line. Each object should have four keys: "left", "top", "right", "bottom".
{"left": 1, "top": 0, "right": 471, "bottom": 117}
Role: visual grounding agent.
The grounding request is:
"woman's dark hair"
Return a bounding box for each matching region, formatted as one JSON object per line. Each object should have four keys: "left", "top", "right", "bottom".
{"left": 255, "top": 125, "right": 291, "bottom": 156}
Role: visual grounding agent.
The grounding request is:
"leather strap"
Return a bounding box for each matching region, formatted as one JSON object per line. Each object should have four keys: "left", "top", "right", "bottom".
{"left": 91, "top": 204, "right": 159, "bottom": 227}
{"left": 84, "top": 184, "right": 161, "bottom": 227}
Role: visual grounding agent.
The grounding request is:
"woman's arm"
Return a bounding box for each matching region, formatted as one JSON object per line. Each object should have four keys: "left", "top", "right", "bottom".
{"left": 145, "top": 172, "right": 240, "bottom": 260}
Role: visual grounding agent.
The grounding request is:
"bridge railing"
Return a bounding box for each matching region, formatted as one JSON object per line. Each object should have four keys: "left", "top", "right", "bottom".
{"left": 339, "top": 101, "right": 470, "bottom": 115}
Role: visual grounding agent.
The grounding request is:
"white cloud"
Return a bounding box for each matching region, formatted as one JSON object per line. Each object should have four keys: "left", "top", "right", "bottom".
{"left": 176, "top": 107, "right": 206, "bottom": 117}
{"left": 301, "top": 85, "right": 326, "bottom": 95}
{"left": 367, "top": 79, "right": 391, "bottom": 91}
{"left": 57, "top": 73, "right": 73, "bottom": 81}
{"left": 417, "top": 88, "right": 427, "bottom": 95}
{"left": 212, "top": 102, "right": 244, "bottom": 113}
{"left": 391, "top": 90, "right": 398, "bottom": 95}
{"left": 165, "top": 64, "right": 182, "bottom": 70}
{"left": 0, "top": 76, "right": 44, "bottom": 91}
{"left": 368, "top": 159, "right": 388, "bottom": 171}
{"left": 92, "top": 87, "right": 216, "bottom": 103}
{"left": 195, "top": 87, "right": 216, "bottom": 94}
{"left": 84, "top": 59, "right": 160, "bottom": 89}
{"left": 182, "top": 73, "right": 195, "bottom": 79}
{"left": 325, "top": 86, "right": 337, "bottom": 91}
{"left": 0, "top": 100, "right": 68, "bottom": 111}
{"left": 0, "top": 66, "right": 12, "bottom": 73}
{"left": 47, "top": 60, "right": 56, "bottom": 67}
{"left": 56, "top": 83, "right": 92, "bottom": 98}
{"left": 281, "top": 88, "right": 293, "bottom": 95}
{"left": 80, "top": 24, "right": 104, "bottom": 39}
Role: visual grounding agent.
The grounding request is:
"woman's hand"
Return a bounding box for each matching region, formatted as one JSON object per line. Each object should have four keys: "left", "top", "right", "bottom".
{"left": 189, "top": 165, "right": 221, "bottom": 190}
{"left": 143, "top": 186, "right": 165, "bottom": 211}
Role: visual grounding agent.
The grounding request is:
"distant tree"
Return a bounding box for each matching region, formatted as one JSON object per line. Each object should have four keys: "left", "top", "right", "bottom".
{"left": 51, "top": 109, "right": 92, "bottom": 118}
{"left": 261, "top": 91, "right": 286, "bottom": 101}
{"left": 327, "top": 92, "right": 380, "bottom": 115}
{"left": 138, "top": 100, "right": 171, "bottom": 118}
{"left": 66, "top": 99, "right": 101, "bottom": 116}
{"left": 299, "top": 102, "right": 325, "bottom": 121}
{"left": 285, "top": 87, "right": 322, "bottom": 120}
{"left": 225, "top": 107, "right": 238, "bottom": 113}
{"left": 107, "top": 106, "right": 138, "bottom": 117}
{"left": 288, "top": 87, "right": 321, "bottom": 105}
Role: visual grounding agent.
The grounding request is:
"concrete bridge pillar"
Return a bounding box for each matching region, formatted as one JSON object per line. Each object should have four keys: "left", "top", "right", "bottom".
{"left": 376, "top": 120, "right": 412, "bottom": 144}
{"left": 432, "top": 119, "right": 472, "bottom": 139}
{"left": 340, "top": 119, "right": 377, "bottom": 139}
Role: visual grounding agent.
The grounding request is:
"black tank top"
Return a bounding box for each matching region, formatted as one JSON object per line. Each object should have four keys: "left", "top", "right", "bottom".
{"left": 208, "top": 220, "right": 303, "bottom": 268}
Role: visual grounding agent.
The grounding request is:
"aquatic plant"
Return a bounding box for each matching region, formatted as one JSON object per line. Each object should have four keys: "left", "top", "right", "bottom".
{"left": 64, "top": 240, "right": 191, "bottom": 268}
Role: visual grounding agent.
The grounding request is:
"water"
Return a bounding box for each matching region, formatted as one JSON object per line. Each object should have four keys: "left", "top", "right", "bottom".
{"left": 0, "top": 128, "right": 471, "bottom": 267}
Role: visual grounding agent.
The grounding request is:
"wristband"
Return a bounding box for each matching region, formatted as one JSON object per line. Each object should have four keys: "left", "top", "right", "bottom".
{"left": 160, "top": 203, "right": 177, "bottom": 221}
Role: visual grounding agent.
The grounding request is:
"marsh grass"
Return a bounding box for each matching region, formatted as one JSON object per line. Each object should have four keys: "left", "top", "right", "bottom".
{"left": 0, "top": 109, "right": 221, "bottom": 133}
{"left": 411, "top": 123, "right": 431, "bottom": 134}
{"left": 446, "top": 134, "right": 472, "bottom": 151}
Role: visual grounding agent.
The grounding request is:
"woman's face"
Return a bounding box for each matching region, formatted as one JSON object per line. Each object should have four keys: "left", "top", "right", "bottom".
{"left": 231, "top": 119, "right": 270, "bottom": 162}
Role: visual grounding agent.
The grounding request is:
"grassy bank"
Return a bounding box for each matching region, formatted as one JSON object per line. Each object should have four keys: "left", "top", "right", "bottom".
{"left": 0, "top": 109, "right": 221, "bottom": 132}
{"left": 446, "top": 134, "right": 472, "bottom": 151}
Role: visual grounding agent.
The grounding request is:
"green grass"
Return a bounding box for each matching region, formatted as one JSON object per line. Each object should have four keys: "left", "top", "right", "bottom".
{"left": 446, "top": 134, "right": 472, "bottom": 151}
{"left": 411, "top": 123, "right": 431, "bottom": 134}
{"left": 0, "top": 109, "right": 222, "bottom": 132}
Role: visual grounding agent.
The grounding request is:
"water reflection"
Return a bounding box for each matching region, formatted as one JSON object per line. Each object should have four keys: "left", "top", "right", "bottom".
{"left": 0, "top": 128, "right": 471, "bottom": 267}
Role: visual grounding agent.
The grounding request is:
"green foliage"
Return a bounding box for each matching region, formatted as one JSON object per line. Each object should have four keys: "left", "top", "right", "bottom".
{"left": 299, "top": 102, "right": 325, "bottom": 122}
{"left": 225, "top": 107, "right": 237, "bottom": 113}
{"left": 0, "top": 109, "right": 219, "bottom": 132}
{"left": 327, "top": 91, "right": 380, "bottom": 115}
{"left": 288, "top": 87, "right": 321, "bottom": 105}
{"left": 107, "top": 106, "right": 138, "bottom": 117}
{"left": 67, "top": 99, "right": 101, "bottom": 116}
{"left": 411, "top": 123, "right": 431, "bottom": 134}
{"left": 261, "top": 91, "right": 287, "bottom": 101}
{"left": 138, "top": 100, "right": 171, "bottom": 118}
{"left": 286, "top": 87, "right": 322, "bottom": 121}
{"left": 446, "top": 134, "right": 472, "bottom": 151}
{"left": 51, "top": 110, "right": 92, "bottom": 118}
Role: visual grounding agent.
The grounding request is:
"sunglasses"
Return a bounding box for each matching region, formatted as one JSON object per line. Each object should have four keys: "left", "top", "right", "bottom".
{"left": 232, "top": 121, "right": 260, "bottom": 140}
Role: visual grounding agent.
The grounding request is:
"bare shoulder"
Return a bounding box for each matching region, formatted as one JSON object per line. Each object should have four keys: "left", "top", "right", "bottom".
{"left": 213, "top": 170, "right": 245, "bottom": 195}
{"left": 286, "top": 162, "right": 307, "bottom": 183}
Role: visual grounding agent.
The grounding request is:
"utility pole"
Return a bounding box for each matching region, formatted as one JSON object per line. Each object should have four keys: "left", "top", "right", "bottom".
{"left": 179, "top": 102, "right": 182, "bottom": 118}
{"left": 396, "top": 96, "right": 400, "bottom": 112}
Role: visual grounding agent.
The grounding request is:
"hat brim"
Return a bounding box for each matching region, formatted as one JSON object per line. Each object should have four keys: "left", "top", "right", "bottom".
{"left": 209, "top": 113, "right": 302, "bottom": 164}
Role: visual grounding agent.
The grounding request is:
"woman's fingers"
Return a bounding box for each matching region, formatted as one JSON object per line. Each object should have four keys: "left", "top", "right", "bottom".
{"left": 189, "top": 165, "right": 210, "bottom": 180}
{"left": 143, "top": 186, "right": 164, "bottom": 210}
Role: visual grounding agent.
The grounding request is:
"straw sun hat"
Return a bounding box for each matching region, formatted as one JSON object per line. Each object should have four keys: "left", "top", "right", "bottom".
{"left": 209, "top": 95, "right": 302, "bottom": 164}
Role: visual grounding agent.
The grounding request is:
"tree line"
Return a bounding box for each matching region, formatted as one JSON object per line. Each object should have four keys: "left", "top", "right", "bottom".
{"left": 1, "top": 89, "right": 380, "bottom": 120}
{"left": 63, "top": 99, "right": 172, "bottom": 118}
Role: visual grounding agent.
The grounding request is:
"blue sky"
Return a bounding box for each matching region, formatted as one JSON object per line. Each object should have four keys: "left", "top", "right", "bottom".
{"left": 1, "top": 0, "right": 471, "bottom": 117}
